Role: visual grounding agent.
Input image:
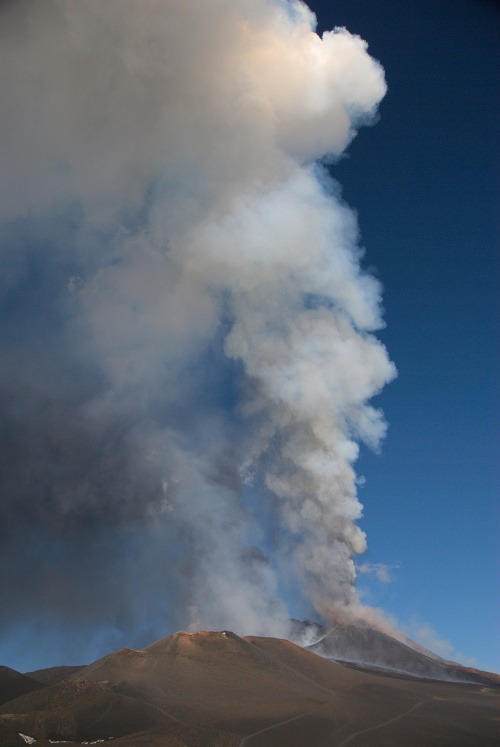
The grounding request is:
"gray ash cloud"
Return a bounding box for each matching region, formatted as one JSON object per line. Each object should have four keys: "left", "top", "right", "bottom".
{"left": 0, "top": 0, "right": 394, "bottom": 662}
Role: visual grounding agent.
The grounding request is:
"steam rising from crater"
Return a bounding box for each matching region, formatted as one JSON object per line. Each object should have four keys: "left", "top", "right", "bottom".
{"left": 0, "top": 0, "right": 395, "bottom": 648}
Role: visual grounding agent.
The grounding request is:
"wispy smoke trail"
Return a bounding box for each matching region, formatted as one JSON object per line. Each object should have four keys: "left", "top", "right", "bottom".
{"left": 0, "top": 0, "right": 395, "bottom": 653}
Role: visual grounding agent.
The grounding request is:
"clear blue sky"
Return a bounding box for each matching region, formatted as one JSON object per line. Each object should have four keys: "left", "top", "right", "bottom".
{"left": 310, "top": 0, "right": 499, "bottom": 671}
{"left": 0, "top": 0, "right": 497, "bottom": 674}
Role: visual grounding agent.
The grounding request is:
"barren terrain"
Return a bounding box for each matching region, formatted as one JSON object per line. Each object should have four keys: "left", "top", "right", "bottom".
{"left": 0, "top": 630, "right": 498, "bottom": 746}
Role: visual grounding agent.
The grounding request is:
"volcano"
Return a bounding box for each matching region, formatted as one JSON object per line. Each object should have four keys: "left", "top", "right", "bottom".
{"left": 0, "top": 626, "right": 498, "bottom": 746}
{"left": 303, "top": 619, "right": 497, "bottom": 685}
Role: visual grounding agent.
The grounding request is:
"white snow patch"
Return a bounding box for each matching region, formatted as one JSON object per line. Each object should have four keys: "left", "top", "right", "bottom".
{"left": 19, "top": 736, "right": 36, "bottom": 745}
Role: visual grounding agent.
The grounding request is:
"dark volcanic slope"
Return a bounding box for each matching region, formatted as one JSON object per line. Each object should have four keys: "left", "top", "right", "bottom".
{"left": 309, "top": 620, "right": 500, "bottom": 686}
{"left": 0, "top": 631, "right": 498, "bottom": 746}
{"left": 25, "top": 665, "right": 85, "bottom": 686}
{"left": 0, "top": 667, "right": 44, "bottom": 707}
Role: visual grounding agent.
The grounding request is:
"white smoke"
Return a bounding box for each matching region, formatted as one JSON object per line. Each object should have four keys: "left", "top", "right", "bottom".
{"left": 0, "top": 0, "right": 395, "bottom": 639}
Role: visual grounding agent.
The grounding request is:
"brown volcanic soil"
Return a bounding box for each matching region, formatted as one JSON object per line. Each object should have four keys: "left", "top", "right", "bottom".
{"left": 71, "top": 631, "right": 335, "bottom": 730}
{"left": 0, "top": 631, "right": 498, "bottom": 746}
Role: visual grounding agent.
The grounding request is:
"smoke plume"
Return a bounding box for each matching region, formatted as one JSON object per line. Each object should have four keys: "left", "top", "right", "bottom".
{"left": 0, "top": 0, "right": 395, "bottom": 660}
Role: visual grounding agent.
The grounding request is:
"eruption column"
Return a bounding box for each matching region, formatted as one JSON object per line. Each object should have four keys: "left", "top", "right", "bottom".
{"left": 0, "top": 0, "right": 395, "bottom": 642}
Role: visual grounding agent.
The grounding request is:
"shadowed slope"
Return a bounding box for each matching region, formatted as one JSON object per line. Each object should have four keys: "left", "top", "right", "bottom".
{"left": 308, "top": 620, "right": 500, "bottom": 685}
{"left": 25, "top": 666, "right": 85, "bottom": 686}
{"left": 0, "top": 668, "right": 44, "bottom": 708}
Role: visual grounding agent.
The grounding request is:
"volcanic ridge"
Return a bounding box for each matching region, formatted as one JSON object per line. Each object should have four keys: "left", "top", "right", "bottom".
{"left": 0, "top": 623, "right": 499, "bottom": 746}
